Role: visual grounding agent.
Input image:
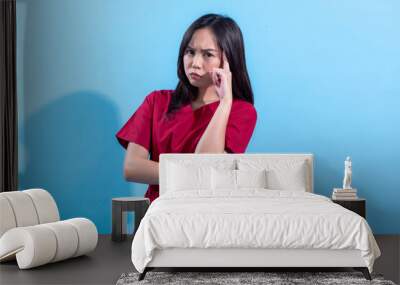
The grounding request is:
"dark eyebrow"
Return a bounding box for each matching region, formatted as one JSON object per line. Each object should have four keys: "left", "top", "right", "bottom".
{"left": 187, "top": 45, "right": 217, "bottom": 52}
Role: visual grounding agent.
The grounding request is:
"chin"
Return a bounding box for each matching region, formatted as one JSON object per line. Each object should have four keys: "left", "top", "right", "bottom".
{"left": 188, "top": 80, "right": 202, "bottom": 88}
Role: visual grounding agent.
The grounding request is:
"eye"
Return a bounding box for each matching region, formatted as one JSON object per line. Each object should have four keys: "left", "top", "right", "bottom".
{"left": 185, "top": 49, "right": 194, "bottom": 55}
{"left": 205, "top": 53, "right": 214, "bottom": 58}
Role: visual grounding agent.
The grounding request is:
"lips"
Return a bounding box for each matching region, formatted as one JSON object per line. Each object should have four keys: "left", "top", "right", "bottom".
{"left": 189, "top": 73, "right": 202, "bottom": 79}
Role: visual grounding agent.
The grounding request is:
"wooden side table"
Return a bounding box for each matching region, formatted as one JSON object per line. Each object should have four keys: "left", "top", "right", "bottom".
{"left": 332, "top": 198, "right": 366, "bottom": 218}
{"left": 112, "top": 197, "right": 150, "bottom": 242}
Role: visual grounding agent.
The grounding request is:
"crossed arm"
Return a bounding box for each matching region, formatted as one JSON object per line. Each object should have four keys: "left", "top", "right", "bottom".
{"left": 123, "top": 102, "right": 231, "bottom": 184}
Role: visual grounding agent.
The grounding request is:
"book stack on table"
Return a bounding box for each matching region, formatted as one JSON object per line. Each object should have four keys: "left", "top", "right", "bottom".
{"left": 332, "top": 188, "right": 358, "bottom": 200}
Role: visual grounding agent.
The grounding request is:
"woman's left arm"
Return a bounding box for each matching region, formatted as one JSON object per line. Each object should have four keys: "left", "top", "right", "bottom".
{"left": 195, "top": 52, "right": 232, "bottom": 154}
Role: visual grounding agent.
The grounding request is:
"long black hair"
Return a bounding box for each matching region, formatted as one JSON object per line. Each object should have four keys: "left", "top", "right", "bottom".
{"left": 167, "top": 14, "right": 254, "bottom": 115}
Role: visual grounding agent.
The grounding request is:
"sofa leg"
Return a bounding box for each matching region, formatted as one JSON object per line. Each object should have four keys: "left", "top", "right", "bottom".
{"left": 354, "top": 267, "right": 371, "bottom": 280}
{"left": 138, "top": 268, "right": 148, "bottom": 281}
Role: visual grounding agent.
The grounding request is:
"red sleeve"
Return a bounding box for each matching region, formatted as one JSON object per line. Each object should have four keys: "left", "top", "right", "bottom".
{"left": 115, "top": 91, "right": 156, "bottom": 151}
{"left": 225, "top": 101, "right": 257, "bottom": 153}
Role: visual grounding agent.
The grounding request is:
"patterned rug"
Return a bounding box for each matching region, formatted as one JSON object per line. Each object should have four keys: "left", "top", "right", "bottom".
{"left": 116, "top": 271, "right": 396, "bottom": 285}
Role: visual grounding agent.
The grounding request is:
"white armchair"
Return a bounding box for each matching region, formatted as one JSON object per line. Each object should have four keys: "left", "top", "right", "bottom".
{"left": 0, "top": 189, "right": 98, "bottom": 269}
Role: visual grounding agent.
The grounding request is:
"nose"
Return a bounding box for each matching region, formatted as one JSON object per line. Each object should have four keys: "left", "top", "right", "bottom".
{"left": 191, "top": 53, "right": 202, "bottom": 69}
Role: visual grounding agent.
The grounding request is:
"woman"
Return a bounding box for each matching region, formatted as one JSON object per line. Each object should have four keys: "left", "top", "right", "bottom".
{"left": 116, "top": 14, "right": 257, "bottom": 203}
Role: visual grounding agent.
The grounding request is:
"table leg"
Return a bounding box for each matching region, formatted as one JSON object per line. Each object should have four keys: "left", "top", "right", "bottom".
{"left": 112, "top": 202, "right": 127, "bottom": 241}
{"left": 134, "top": 201, "right": 149, "bottom": 236}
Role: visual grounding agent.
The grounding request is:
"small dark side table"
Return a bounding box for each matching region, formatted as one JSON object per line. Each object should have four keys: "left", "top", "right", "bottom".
{"left": 112, "top": 197, "right": 150, "bottom": 242}
{"left": 332, "top": 198, "right": 366, "bottom": 218}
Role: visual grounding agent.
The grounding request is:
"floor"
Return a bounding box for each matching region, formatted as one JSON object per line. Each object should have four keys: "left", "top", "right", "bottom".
{"left": 0, "top": 235, "right": 399, "bottom": 285}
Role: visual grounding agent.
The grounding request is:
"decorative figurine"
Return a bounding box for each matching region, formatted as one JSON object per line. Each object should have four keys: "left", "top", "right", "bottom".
{"left": 342, "top": 156, "right": 352, "bottom": 189}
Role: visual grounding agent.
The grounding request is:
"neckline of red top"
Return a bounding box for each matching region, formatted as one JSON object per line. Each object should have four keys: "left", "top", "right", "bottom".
{"left": 183, "top": 100, "right": 221, "bottom": 112}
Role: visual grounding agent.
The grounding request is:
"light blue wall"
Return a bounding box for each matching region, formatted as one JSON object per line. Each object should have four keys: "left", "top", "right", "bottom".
{"left": 17, "top": 0, "right": 400, "bottom": 234}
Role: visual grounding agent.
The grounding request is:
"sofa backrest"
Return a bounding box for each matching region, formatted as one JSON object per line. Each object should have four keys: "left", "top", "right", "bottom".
{"left": 0, "top": 189, "right": 60, "bottom": 238}
{"left": 159, "top": 153, "right": 313, "bottom": 195}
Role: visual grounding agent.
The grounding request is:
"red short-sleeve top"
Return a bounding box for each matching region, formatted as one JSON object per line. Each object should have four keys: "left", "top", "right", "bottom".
{"left": 116, "top": 90, "right": 257, "bottom": 202}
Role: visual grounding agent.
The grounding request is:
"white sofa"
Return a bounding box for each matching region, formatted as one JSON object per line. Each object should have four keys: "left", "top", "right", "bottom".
{"left": 0, "top": 188, "right": 98, "bottom": 269}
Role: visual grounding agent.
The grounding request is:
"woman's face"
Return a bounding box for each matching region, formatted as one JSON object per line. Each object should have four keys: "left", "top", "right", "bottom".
{"left": 183, "top": 28, "right": 222, "bottom": 88}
